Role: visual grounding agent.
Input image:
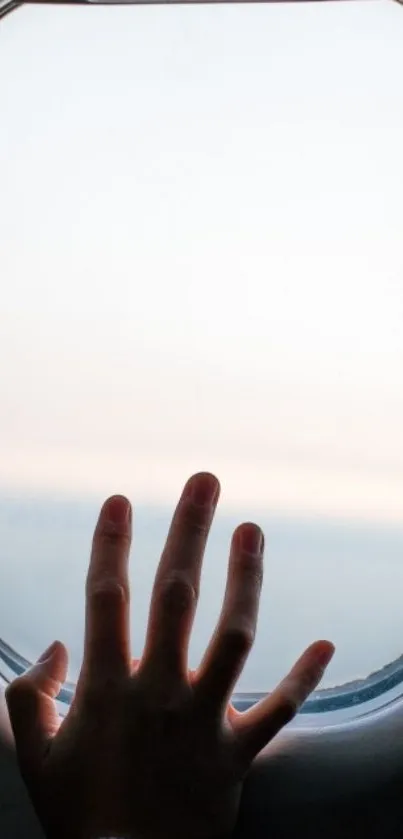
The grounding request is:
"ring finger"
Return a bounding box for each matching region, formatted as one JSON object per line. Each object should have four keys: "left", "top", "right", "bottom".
{"left": 195, "top": 522, "right": 264, "bottom": 710}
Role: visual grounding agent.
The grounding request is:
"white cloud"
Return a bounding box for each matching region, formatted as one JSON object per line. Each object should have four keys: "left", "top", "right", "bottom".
{"left": 1, "top": 1, "right": 403, "bottom": 520}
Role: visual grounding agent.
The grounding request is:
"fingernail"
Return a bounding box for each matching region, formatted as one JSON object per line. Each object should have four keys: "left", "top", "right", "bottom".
{"left": 188, "top": 473, "right": 220, "bottom": 507}
{"left": 37, "top": 641, "right": 59, "bottom": 663}
{"left": 102, "top": 495, "right": 131, "bottom": 525}
{"left": 316, "top": 641, "right": 335, "bottom": 668}
{"left": 240, "top": 523, "right": 264, "bottom": 555}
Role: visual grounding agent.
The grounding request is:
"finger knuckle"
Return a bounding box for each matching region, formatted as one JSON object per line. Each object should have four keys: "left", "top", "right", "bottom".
{"left": 272, "top": 681, "right": 303, "bottom": 723}
{"left": 157, "top": 573, "right": 197, "bottom": 614}
{"left": 79, "top": 676, "right": 121, "bottom": 713}
{"left": 223, "top": 622, "right": 256, "bottom": 657}
{"left": 233, "top": 552, "right": 263, "bottom": 589}
{"left": 299, "top": 667, "right": 321, "bottom": 696}
{"left": 87, "top": 579, "right": 129, "bottom": 607}
{"left": 79, "top": 682, "right": 104, "bottom": 715}
{"left": 278, "top": 692, "right": 299, "bottom": 723}
{"left": 98, "top": 522, "right": 131, "bottom": 549}
{"left": 180, "top": 500, "right": 211, "bottom": 537}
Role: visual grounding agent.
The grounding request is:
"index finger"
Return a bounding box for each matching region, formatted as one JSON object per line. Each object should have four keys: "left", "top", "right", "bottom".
{"left": 79, "top": 495, "right": 132, "bottom": 687}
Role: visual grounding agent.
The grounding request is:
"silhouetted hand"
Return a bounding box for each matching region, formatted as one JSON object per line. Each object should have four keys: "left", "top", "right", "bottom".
{"left": 6, "top": 472, "right": 334, "bottom": 839}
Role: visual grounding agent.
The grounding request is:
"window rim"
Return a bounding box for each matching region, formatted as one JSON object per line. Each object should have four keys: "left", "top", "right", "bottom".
{"left": 2, "top": 636, "right": 403, "bottom": 723}
{"left": 1, "top": 0, "right": 403, "bottom": 729}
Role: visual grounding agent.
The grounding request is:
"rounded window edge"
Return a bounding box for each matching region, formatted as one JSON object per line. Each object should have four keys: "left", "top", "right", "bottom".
{"left": 2, "top": 637, "right": 403, "bottom": 724}
{"left": 0, "top": 1, "right": 22, "bottom": 22}
{"left": 2, "top": 0, "right": 403, "bottom": 25}
{"left": 2, "top": 0, "right": 403, "bottom": 733}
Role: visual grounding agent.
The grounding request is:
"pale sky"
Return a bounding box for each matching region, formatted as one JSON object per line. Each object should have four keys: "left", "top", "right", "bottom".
{"left": 1, "top": 0, "right": 403, "bottom": 521}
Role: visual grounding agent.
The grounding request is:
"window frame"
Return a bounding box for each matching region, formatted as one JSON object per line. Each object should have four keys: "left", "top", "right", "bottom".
{"left": 1, "top": 10, "right": 403, "bottom": 827}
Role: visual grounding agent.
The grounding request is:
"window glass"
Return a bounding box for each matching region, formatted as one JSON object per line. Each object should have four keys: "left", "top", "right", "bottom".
{"left": 1, "top": 1, "right": 403, "bottom": 693}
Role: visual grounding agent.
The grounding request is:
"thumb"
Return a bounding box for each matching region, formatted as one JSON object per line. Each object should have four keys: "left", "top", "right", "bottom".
{"left": 6, "top": 640, "right": 68, "bottom": 773}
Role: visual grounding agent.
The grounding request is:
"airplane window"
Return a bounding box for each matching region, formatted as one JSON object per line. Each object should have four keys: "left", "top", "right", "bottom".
{"left": 1, "top": 1, "right": 403, "bottom": 715}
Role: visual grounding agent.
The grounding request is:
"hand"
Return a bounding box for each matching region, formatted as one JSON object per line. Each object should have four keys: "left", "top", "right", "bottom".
{"left": 6, "top": 472, "right": 334, "bottom": 839}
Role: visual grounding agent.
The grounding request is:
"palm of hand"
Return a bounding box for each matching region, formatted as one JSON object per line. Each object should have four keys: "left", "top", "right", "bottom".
{"left": 22, "top": 667, "right": 243, "bottom": 839}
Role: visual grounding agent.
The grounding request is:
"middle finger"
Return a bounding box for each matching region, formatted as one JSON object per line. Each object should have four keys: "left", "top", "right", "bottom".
{"left": 140, "top": 472, "right": 220, "bottom": 684}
